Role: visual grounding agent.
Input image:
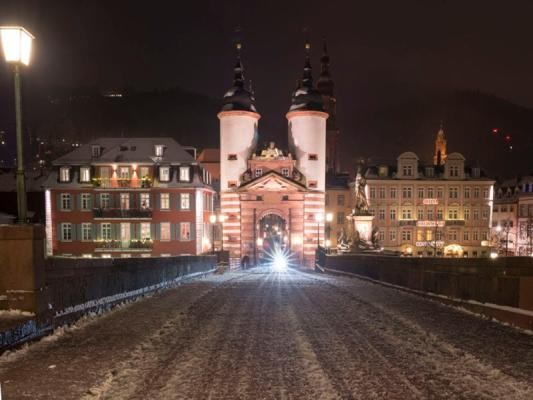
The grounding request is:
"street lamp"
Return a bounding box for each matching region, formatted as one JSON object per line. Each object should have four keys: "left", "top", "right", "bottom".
{"left": 209, "top": 214, "right": 217, "bottom": 253}
{"left": 316, "top": 213, "right": 324, "bottom": 248}
{"left": 325, "top": 212, "right": 333, "bottom": 253}
{"left": 0, "top": 26, "right": 34, "bottom": 224}
{"left": 218, "top": 214, "right": 226, "bottom": 251}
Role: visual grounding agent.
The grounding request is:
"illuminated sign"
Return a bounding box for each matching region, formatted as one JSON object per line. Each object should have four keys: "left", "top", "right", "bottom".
{"left": 416, "top": 241, "right": 444, "bottom": 247}
{"left": 423, "top": 198, "right": 439, "bottom": 205}
{"left": 416, "top": 220, "right": 445, "bottom": 227}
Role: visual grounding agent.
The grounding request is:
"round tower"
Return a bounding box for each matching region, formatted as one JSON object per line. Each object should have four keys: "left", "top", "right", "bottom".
{"left": 287, "top": 43, "right": 328, "bottom": 191}
{"left": 218, "top": 43, "right": 260, "bottom": 191}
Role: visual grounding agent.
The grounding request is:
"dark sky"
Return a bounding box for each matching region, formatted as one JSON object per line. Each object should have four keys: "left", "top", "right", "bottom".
{"left": 1, "top": 0, "right": 533, "bottom": 166}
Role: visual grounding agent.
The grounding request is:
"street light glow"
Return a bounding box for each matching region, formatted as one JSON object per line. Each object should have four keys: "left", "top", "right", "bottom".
{"left": 0, "top": 26, "right": 34, "bottom": 66}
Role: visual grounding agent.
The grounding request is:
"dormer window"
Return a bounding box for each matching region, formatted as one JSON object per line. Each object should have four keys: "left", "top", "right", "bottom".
{"left": 255, "top": 168, "right": 263, "bottom": 178}
{"left": 425, "top": 167, "right": 434, "bottom": 177}
{"left": 91, "top": 145, "right": 101, "bottom": 158}
{"left": 281, "top": 168, "right": 289, "bottom": 177}
{"left": 59, "top": 166, "right": 70, "bottom": 182}
{"left": 80, "top": 166, "right": 91, "bottom": 182}
{"left": 403, "top": 165, "right": 413, "bottom": 177}
{"left": 155, "top": 145, "right": 165, "bottom": 157}
{"left": 450, "top": 165, "right": 459, "bottom": 177}
{"left": 179, "top": 166, "right": 190, "bottom": 181}
{"left": 159, "top": 166, "right": 170, "bottom": 182}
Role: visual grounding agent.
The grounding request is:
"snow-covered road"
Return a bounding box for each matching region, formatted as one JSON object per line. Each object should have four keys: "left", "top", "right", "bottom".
{"left": 1, "top": 267, "right": 532, "bottom": 399}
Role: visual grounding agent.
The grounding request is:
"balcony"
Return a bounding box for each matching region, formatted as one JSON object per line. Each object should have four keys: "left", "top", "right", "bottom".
{"left": 95, "top": 239, "right": 153, "bottom": 251}
{"left": 92, "top": 177, "right": 152, "bottom": 189}
{"left": 93, "top": 208, "right": 153, "bottom": 219}
{"left": 445, "top": 220, "right": 466, "bottom": 226}
{"left": 398, "top": 219, "right": 417, "bottom": 227}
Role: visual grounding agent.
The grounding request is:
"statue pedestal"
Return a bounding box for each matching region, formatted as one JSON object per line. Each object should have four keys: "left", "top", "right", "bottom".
{"left": 349, "top": 215, "right": 375, "bottom": 242}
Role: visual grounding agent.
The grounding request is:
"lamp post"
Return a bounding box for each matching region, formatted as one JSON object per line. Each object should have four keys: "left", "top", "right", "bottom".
{"left": 325, "top": 212, "right": 333, "bottom": 253}
{"left": 316, "top": 213, "right": 324, "bottom": 248}
{"left": 209, "top": 214, "right": 217, "bottom": 253}
{"left": 0, "top": 26, "right": 34, "bottom": 224}
{"left": 218, "top": 214, "right": 226, "bottom": 252}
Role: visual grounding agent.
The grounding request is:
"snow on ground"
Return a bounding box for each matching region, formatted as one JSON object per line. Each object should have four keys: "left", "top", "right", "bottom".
{"left": 0, "top": 267, "right": 532, "bottom": 399}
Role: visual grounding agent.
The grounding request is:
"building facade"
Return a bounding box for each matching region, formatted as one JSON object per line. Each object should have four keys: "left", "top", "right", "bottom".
{"left": 219, "top": 43, "right": 326, "bottom": 267}
{"left": 45, "top": 137, "right": 215, "bottom": 258}
{"left": 365, "top": 128, "right": 495, "bottom": 257}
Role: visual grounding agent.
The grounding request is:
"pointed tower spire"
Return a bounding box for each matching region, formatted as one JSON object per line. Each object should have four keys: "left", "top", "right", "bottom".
{"left": 317, "top": 38, "right": 334, "bottom": 96}
{"left": 433, "top": 121, "right": 447, "bottom": 166}
{"left": 221, "top": 41, "right": 258, "bottom": 113}
{"left": 288, "top": 42, "right": 324, "bottom": 112}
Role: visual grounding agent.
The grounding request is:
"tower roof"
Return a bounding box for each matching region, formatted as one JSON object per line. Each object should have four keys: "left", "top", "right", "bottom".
{"left": 221, "top": 43, "right": 258, "bottom": 113}
{"left": 317, "top": 40, "right": 334, "bottom": 96}
{"left": 288, "top": 42, "right": 324, "bottom": 112}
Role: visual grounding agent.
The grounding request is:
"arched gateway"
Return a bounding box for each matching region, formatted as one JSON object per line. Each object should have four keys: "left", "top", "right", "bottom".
{"left": 218, "top": 43, "right": 327, "bottom": 268}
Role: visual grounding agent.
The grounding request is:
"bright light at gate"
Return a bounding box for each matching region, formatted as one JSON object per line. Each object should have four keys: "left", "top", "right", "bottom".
{"left": 273, "top": 252, "right": 288, "bottom": 271}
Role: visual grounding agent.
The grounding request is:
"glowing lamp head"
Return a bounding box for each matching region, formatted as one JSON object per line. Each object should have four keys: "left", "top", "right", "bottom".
{"left": 218, "top": 214, "right": 226, "bottom": 223}
{"left": 316, "top": 213, "right": 324, "bottom": 223}
{"left": 325, "top": 239, "right": 331, "bottom": 247}
{"left": 0, "top": 26, "right": 34, "bottom": 66}
{"left": 326, "top": 213, "right": 333, "bottom": 222}
{"left": 496, "top": 226, "right": 502, "bottom": 233}
{"left": 209, "top": 214, "right": 217, "bottom": 224}
{"left": 272, "top": 252, "right": 288, "bottom": 271}
{"left": 490, "top": 252, "right": 498, "bottom": 259}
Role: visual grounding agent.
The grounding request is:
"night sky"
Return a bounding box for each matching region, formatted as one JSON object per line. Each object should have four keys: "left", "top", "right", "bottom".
{"left": 1, "top": 0, "right": 533, "bottom": 173}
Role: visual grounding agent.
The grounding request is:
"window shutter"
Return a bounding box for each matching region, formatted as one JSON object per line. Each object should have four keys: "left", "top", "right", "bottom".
{"left": 56, "top": 193, "right": 61, "bottom": 211}
{"left": 190, "top": 222, "right": 195, "bottom": 242}
{"left": 130, "top": 223, "right": 136, "bottom": 240}
{"left": 94, "top": 193, "right": 100, "bottom": 208}
{"left": 57, "top": 224, "right": 62, "bottom": 242}
{"left": 129, "top": 194, "right": 134, "bottom": 209}
{"left": 88, "top": 194, "right": 93, "bottom": 209}
{"left": 150, "top": 223, "right": 155, "bottom": 240}
{"left": 75, "top": 194, "right": 80, "bottom": 211}
{"left": 176, "top": 193, "right": 181, "bottom": 210}
{"left": 112, "top": 224, "right": 119, "bottom": 240}
{"left": 170, "top": 223, "right": 176, "bottom": 241}
{"left": 176, "top": 223, "right": 181, "bottom": 241}
{"left": 93, "top": 224, "right": 99, "bottom": 241}
{"left": 190, "top": 192, "right": 195, "bottom": 211}
{"left": 110, "top": 194, "right": 116, "bottom": 209}
{"left": 155, "top": 223, "right": 160, "bottom": 240}
{"left": 156, "top": 193, "right": 160, "bottom": 210}
{"left": 75, "top": 224, "right": 81, "bottom": 241}
{"left": 168, "top": 193, "right": 173, "bottom": 210}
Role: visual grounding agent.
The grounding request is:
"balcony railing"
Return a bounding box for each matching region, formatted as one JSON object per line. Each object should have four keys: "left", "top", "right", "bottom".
{"left": 92, "top": 178, "right": 152, "bottom": 189}
{"left": 95, "top": 239, "right": 153, "bottom": 251}
{"left": 93, "top": 208, "right": 153, "bottom": 219}
{"left": 398, "top": 219, "right": 417, "bottom": 226}
{"left": 445, "top": 220, "right": 466, "bottom": 226}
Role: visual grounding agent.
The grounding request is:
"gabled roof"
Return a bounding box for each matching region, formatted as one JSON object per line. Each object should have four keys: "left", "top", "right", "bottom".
{"left": 237, "top": 170, "right": 308, "bottom": 192}
{"left": 197, "top": 148, "right": 220, "bottom": 163}
{"left": 53, "top": 137, "right": 195, "bottom": 165}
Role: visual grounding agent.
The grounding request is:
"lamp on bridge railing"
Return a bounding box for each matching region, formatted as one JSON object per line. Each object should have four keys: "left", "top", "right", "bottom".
{"left": 315, "top": 213, "right": 324, "bottom": 248}
{"left": 325, "top": 212, "right": 333, "bottom": 253}
{"left": 1, "top": 26, "right": 34, "bottom": 224}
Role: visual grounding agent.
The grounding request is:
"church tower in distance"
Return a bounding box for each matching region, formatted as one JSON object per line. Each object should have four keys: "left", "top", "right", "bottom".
{"left": 433, "top": 122, "right": 447, "bottom": 166}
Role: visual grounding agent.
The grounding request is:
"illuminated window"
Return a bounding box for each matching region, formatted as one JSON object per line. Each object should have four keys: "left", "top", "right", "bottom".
{"left": 180, "top": 193, "right": 190, "bottom": 210}
{"left": 159, "top": 166, "right": 170, "bottom": 182}
{"left": 389, "top": 230, "right": 396, "bottom": 241}
{"left": 60, "top": 193, "right": 71, "bottom": 211}
{"left": 402, "top": 187, "right": 412, "bottom": 199}
{"left": 155, "top": 145, "right": 164, "bottom": 157}
{"left": 120, "top": 193, "right": 130, "bottom": 210}
{"left": 417, "top": 230, "right": 424, "bottom": 241}
{"left": 401, "top": 230, "right": 411, "bottom": 241}
{"left": 119, "top": 167, "right": 130, "bottom": 180}
{"left": 402, "top": 208, "right": 412, "bottom": 220}
{"left": 180, "top": 166, "right": 190, "bottom": 181}
{"left": 180, "top": 222, "right": 191, "bottom": 241}
{"left": 140, "top": 223, "right": 151, "bottom": 240}
{"left": 100, "top": 193, "right": 110, "bottom": 209}
{"left": 160, "top": 193, "right": 170, "bottom": 210}
{"left": 91, "top": 145, "right": 101, "bottom": 158}
{"left": 390, "top": 187, "right": 397, "bottom": 199}
{"left": 139, "top": 166, "right": 149, "bottom": 179}
{"left": 81, "top": 223, "right": 92, "bottom": 241}
{"left": 59, "top": 167, "right": 70, "bottom": 182}
{"left": 426, "top": 230, "right": 433, "bottom": 241}
{"left": 390, "top": 209, "right": 396, "bottom": 220}
{"left": 80, "top": 166, "right": 91, "bottom": 182}
{"left": 60, "top": 223, "right": 72, "bottom": 241}
{"left": 160, "top": 222, "right": 171, "bottom": 241}
{"left": 140, "top": 193, "right": 150, "bottom": 209}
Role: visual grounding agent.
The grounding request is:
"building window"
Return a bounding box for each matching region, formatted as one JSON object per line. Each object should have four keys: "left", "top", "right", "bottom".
{"left": 379, "top": 187, "right": 385, "bottom": 199}
{"left": 418, "top": 187, "right": 424, "bottom": 199}
{"left": 60, "top": 193, "right": 71, "bottom": 211}
{"left": 140, "top": 193, "right": 150, "bottom": 209}
{"left": 448, "top": 209, "right": 458, "bottom": 219}
{"left": 426, "top": 230, "right": 433, "bottom": 241}
{"left": 403, "top": 165, "right": 413, "bottom": 176}
{"left": 481, "top": 231, "right": 488, "bottom": 241}
{"left": 464, "top": 187, "right": 470, "bottom": 199}
{"left": 449, "top": 187, "right": 458, "bottom": 199}
{"left": 402, "top": 208, "right": 412, "bottom": 220}
{"left": 60, "top": 223, "right": 72, "bottom": 241}
{"left": 450, "top": 165, "right": 459, "bottom": 177}
{"left": 401, "top": 230, "right": 411, "bottom": 241}
{"left": 390, "top": 209, "right": 396, "bottom": 220}
{"left": 180, "top": 193, "right": 191, "bottom": 210}
{"left": 308, "top": 154, "right": 318, "bottom": 161}
{"left": 140, "top": 223, "right": 151, "bottom": 240}
{"left": 474, "top": 187, "right": 480, "bottom": 198}
{"left": 390, "top": 187, "right": 397, "bottom": 199}
{"left": 437, "top": 209, "right": 443, "bottom": 220}
{"left": 80, "top": 167, "right": 91, "bottom": 182}
{"left": 59, "top": 167, "right": 70, "bottom": 182}
{"left": 180, "top": 222, "right": 191, "bottom": 241}
{"left": 228, "top": 154, "right": 237, "bottom": 161}
{"left": 482, "top": 208, "right": 489, "bottom": 220}
{"left": 81, "top": 223, "right": 92, "bottom": 241}
{"left": 160, "top": 193, "right": 170, "bottom": 210}
{"left": 119, "top": 167, "right": 130, "bottom": 180}
{"left": 281, "top": 168, "right": 289, "bottom": 177}
{"left": 120, "top": 193, "right": 130, "bottom": 210}
{"left": 427, "top": 188, "right": 434, "bottom": 198}
{"left": 100, "top": 193, "right": 111, "bottom": 209}
{"left": 417, "top": 230, "right": 424, "bottom": 241}
{"left": 179, "top": 166, "right": 190, "bottom": 181}
{"left": 159, "top": 166, "right": 170, "bottom": 182}
{"left": 139, "top": 166, "right": 150, "bottom": 179}
{"left": 493, "top": 205, "right": 499, "bottom": 212}
{"left": 473, "top": 209, "right": 479, "bottom": 220}
{"left": 389, "top": 230, "right": 396, "bottom": 241}
{"left": 337, "top": 195, "right": 345, "bottom": 206}
{"left": 155, "top": 145, "right": 164, "bottom": 157}
{"left": 91, "top": 145, "right": 101, "bottom": 158}
{"left": 463, "top": 231, "right": 469, "bottom": 241}
{"left": 101, "top": 223, "right": 112, "bottom": 240}
{"left": 379, "top": 209, "right": 385, "bottom": 220}
{"left": 160, "top": 222, "right": 171, "bottom": 241}
{"left": 448, "top": 230, "right": 458, "bottom": 241}
{"left": 337, "top": 212, "right": 345, "bottom": 224}
{"left": 437, "top": 188, "right": 443, "bottom": 198}
{"left": 369, "top": 188, "right": 376, "bottom": 199}
{"left": 473, "top": 230, "right": 479, "bottom": 241}
{"left": 417, "top": 208, "right": 424, "bottom": 220}
{"left": 427, "top": 209, "right": 433, "bottom": 220}
{"left": 501, "top": 205, "right": 507, "bottom": 212}
{"left": 483, "top": 188, "right": 489, "bottom": 198}
{"left": 81, "top": 193, "right": 91, "bottom": 210}
{"left": 464, "top": 208, "right": 470, "bottom": 220}
{"left": 255, "top": 168, "right": 263, "bottom": 178}
{"left": 402, "top": 186, "right": 412, "bottom": 199}
{"left": 379, "top": 230, "right": 385, "bottom": 241}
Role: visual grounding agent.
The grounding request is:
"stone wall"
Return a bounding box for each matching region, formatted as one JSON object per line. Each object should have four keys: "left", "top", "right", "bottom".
{"left": 317, "top": 250, "right": 533, "bottom": 311}
{"left": 46, "top": 255, "right": 216, "bottom": 323}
